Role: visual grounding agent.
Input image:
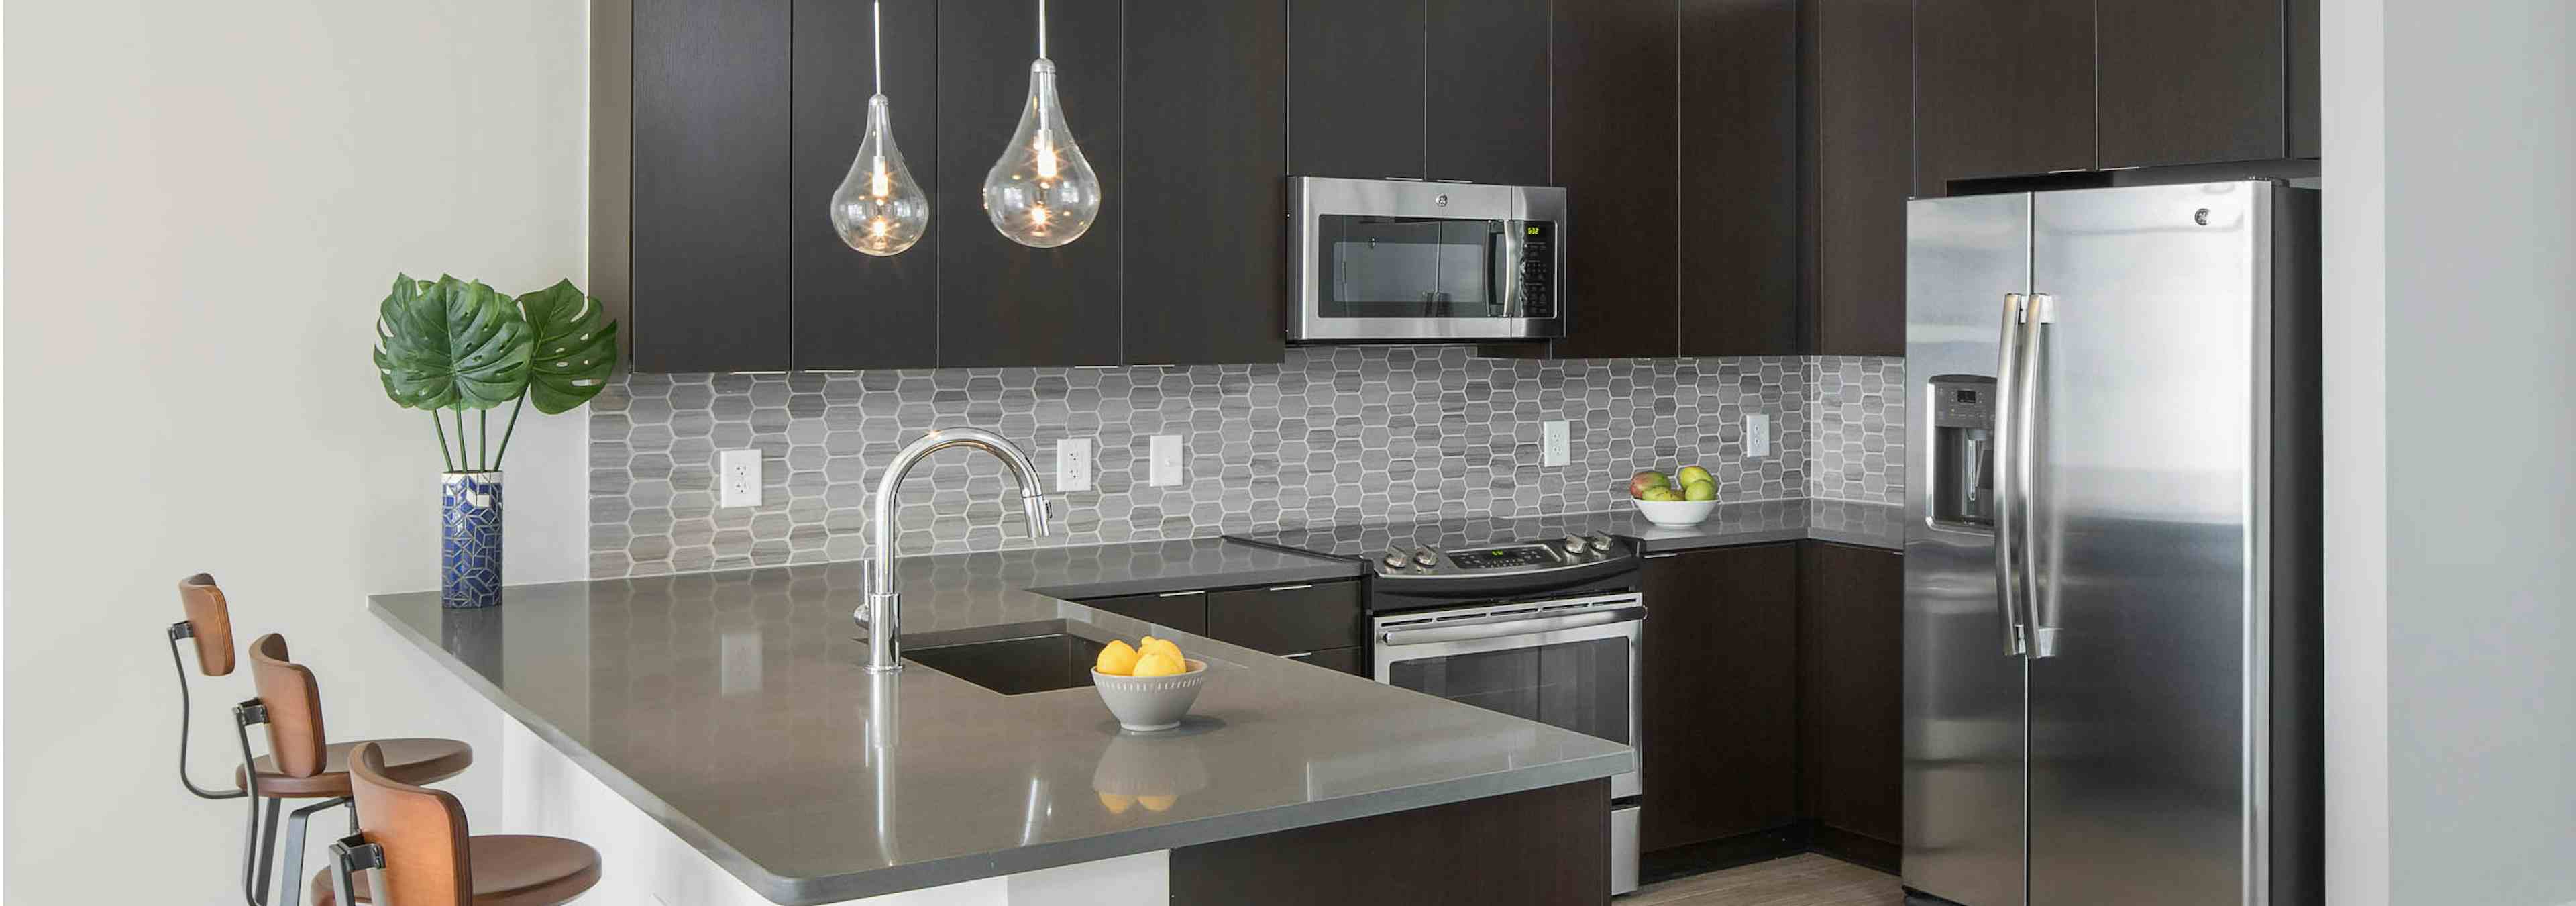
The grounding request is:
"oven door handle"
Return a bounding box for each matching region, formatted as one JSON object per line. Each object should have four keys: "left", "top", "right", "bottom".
{"left": 1378, "top": 606, "right": 1644, "bottom": 648}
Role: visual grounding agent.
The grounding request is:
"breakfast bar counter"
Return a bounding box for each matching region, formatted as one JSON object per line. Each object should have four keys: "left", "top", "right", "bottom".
{"left": 370, "top": 538, "right": 1632, "bottom": 905}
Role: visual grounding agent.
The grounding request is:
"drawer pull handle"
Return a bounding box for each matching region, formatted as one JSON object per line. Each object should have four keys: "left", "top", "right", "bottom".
{"left": 1644, "top": 553, "right": 1679, "bottom": 559}
{"left": 1266, "top": 584, "right": 1316, "bottom": 592}
{"left": 1281, "top": 652, "right": 1316, "bottom": 660}
{"left": 1158, "top": 590, "right": 1201, "bottom": 598}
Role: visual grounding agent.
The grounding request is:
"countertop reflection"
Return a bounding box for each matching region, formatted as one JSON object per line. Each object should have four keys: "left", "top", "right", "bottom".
{"left": 372, "top": 538, "right": 1632, "bottom": 905}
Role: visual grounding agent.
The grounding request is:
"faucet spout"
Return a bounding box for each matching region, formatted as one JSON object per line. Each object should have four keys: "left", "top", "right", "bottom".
{"left": 857, "top": 427, "right": 1056, "bottom": 673}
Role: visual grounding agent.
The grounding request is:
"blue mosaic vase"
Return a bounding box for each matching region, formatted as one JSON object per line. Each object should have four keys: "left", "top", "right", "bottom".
{"left": 441, "top": 471, "right": 504, "bottom": 609}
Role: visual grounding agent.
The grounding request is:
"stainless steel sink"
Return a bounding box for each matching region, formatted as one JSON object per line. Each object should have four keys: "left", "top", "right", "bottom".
{"left": 904, "top": 630, "right": 1108, "bottom": 696}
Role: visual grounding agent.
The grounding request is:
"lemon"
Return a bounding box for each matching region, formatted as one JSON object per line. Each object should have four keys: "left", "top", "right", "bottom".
{"left": 1138, "top": 637, "right": 1184, "bottom": 663}
{"left": 1138, "top": 794, "right": 1177, "bottom": 812}
{"left": 1132, "top": 652, "right": 1187, "bottom": 677}
{"left": 1097, "top": 792, "right": 1135, "bottom": 814}
{"left": 1094, "top": 640, "right": 1140, "bottom": 676}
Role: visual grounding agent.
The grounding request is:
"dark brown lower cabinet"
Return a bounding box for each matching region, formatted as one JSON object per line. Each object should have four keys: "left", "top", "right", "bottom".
{"left": 1640, "top": 543, "right": 1802, "bottom": 851}
{"left": 1078, "top": 590, "right": 1208, "bottom": 636}
{"left": 1286, "top": 646, "right": 1364, "bottom": 676}
{"left": 1171, "top": 779, "right": 1609, "bottom": 905}
{"left": 1799, "top": 540, "right": 1904, "bottom": 862}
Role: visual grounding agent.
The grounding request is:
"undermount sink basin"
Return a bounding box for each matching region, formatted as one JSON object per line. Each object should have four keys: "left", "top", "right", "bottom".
{"left": 906, "top": 632, "right": 1110, "bottom": 696}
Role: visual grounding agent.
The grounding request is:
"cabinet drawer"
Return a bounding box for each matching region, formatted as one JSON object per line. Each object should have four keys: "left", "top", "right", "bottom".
{"left": 1206, "top": 581, "right": 1363, "bottom": 654}
{"left": 1079, "top": 591, "right": 1208, "bottom": 636}
{"left": 1283, "top": 646, "right": 1365, "bottom": 677}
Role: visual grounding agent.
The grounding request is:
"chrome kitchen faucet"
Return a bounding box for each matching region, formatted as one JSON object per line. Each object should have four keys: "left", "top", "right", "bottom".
{"left": 857, "top": 427, "right": 1056, "bottom": 673}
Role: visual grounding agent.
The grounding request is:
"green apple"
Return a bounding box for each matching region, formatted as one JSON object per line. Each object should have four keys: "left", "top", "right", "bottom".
{"left": 1682, "top": 480, "right": 1717, "bottom": 501}
{"left": 1640, "top": 486, "right": 1684, "bottom": 502}
{"left": 1627, "top": 470, "right": 1672, "bottom": 499}
{"left": 1677, "top": 465, "right": 1714, "bottom": 487}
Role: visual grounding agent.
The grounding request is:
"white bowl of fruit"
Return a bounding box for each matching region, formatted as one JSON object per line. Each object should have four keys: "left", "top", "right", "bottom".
{"left": 1627, "top": 466, "right": 1719, "bottom": 526}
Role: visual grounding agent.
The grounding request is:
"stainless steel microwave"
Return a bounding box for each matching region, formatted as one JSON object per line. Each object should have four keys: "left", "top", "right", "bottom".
{"left": 1289, "top": 177, "right": 1566, "bottom": 342}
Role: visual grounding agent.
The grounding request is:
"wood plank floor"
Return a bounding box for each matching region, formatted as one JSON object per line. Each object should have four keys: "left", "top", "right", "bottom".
{"left": 1619, "top": 854, "right": 1903, "bottom": 906}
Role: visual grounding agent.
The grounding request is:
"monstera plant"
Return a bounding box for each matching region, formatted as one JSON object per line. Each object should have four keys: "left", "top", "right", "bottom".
{"left": 374, "top": 274, "right": 617, "bottom": 607}
{"left": 374, "top": 274, "right": 618, "bottom": 470}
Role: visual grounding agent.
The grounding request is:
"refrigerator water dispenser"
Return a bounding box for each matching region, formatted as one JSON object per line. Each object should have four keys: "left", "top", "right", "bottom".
{"left": 1928, "top": 375, "right": 1997, "bottom": 529}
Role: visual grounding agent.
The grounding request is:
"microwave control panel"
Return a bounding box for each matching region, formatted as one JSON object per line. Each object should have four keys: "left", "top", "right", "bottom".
{"left": 1517, "top": 222, "right": 1554, "bottom": 318}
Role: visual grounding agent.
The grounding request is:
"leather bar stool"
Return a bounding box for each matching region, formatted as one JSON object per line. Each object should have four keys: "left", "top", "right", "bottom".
{"left": 317, "top": 742, "right": 603, "bottom": 905}
{"left": 180, "top": 570, "right": 476, "bottom": 906}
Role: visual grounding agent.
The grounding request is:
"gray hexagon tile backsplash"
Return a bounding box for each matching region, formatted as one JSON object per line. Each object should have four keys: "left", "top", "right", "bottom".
{"left": 588, "top": 347, "right": 1904, "bottom": 578}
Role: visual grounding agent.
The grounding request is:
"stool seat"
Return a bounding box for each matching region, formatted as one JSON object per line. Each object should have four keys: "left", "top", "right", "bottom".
{"left": 235, "top": 737, "right": 474, "bottom": 798}
{"left": 311, "top": 834, "right": 602, "bottom": 906}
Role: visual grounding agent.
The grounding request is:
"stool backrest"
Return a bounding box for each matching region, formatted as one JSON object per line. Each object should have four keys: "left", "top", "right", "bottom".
{"left": 246, "top": 634, "right": 329, "bottom": 778}
{"left": 177, "top": 573, "right": 235, "bottom": 676}
{"left": 348, "top": 742, "right": 474, "bottom": 906}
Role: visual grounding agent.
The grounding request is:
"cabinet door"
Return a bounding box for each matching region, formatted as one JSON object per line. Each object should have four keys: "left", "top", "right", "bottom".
{"left": 2097, "top": 0, "right": 2287, "bottom": 169}
{"left": 1426, "top": 0, "right": 1552, "bottom": 185}
{"left": 1640, "top": 544, "right": 1801, "bottom": 852}
{"left": 790, "top": 0, "right": 938, "bottom": 370}
{"left": 1081, "top": 591, "right": 1209, "bottom": 636}
{"left": 1122, "top": 0, "right": 1289, "bottom": 366}
{"left": 1289, "top": 0, "right": 1426, "bottom": 179}
{"left": 1915, "top": 0, "right": 2095, "bottom": 191}
{"left": 1286, "top": 646, "right": 1364, "bottom": 676}
{"left": 2288, "top": 0, "right": 2320, "bottom": 159}
{"left": 1207, "top": 581, "right": 1364, "bottom": 655}
{"left": 628, "top": 0, "right": 794, "bottom": 372}
{"left": 1799, "top": 541, "right": 1903, "bottom": 846}
{"left": 1546, "top": 0, "right": 1678, "bottom": 360}
{"left": 1678, "top": 0, "right": 1800, "bottom": 357}
{"left": 936, "top": 0, "right": 1124, "bottom": 367}
{"left": 1805, "top": 0, "right": 1911, "bottom": 357}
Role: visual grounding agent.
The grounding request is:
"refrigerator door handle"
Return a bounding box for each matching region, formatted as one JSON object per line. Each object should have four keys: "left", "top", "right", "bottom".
{"left": 1992, "top": 293, "right": 2032, "bottom": 657}
{"left": 2021, "top": 293, "right": 2061, "bottom": 659}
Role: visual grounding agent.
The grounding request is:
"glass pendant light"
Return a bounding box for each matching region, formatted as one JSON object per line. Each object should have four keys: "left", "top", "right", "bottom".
{"left": 830, "top": 1, "right": 929, "bottom": 256}
{"left": 981, "top": 0, "right": 1101, "bottom": 248}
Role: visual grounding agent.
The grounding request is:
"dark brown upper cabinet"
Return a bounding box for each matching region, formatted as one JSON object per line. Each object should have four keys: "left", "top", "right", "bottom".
{"left": 1915, "top": 0, "right": 2097, "bottom": 193}
{"left": 1676, "top": 0, "right": 1799, "bottom": 358}
{"left": 934, "top": 0, "right": 1126, "bottom": 368}
{"left": 600, "top": 0, "right": 796, "bottom": 373}
{"left": 1427, "top": 0, "right": 1554, "bottom": 186}
{"left": 1122, "top": 0, "right": 1290, "bottom": 366}
{"left": 2289, "top": 0, "right": 2320, "bottom": 158}
{"left": 1801, "top": 0, "right": 1911, "bottom": 356}
{"left": 2097, "top": 0, "right": 2288, "bottom": 170}
{"left": 1546, "top": 0, "right": 1678, "bottom": 360}
{"left": 1289, "top": 0, "right": 1428, "bottom": 180}
{"left": 1290, "top": 0, "right": 1552, "bottom": 185}
{"left": 790, "top": 0, "right": 939, "bottom": 370}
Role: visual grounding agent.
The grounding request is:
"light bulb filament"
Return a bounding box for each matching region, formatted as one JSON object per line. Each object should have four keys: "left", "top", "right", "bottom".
{"left": 870, "top": 156, "right": 891, "bottom": 199}
{"left": 1033, "top": 128, "right": 1059, "bottom": 181}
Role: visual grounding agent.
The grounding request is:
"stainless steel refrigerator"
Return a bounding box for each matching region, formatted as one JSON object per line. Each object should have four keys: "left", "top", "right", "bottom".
{"left": 1902, "top": 181, "right": 2321, "bottom": 906}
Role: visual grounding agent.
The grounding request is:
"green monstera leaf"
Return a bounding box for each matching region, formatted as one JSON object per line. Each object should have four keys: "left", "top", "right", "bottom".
{"left": 515, "top": 279, "right": 620, "bottom": 415}
{"left": 372, "top": 274, "right": 533, "bottom": 411}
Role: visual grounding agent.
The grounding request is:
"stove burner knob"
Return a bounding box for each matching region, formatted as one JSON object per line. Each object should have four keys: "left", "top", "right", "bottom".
{"left": 1588, "top": 534, "right": 1615, "bottom": 553}
{"left": 1562, "top": 536, "right": 1589, "bottom": 556}
{"left": 1382, "top": 551, "right": 1410, "bottom": 569}
{"left": 1413, "top": 548, "right": 1440, "bottom": 568}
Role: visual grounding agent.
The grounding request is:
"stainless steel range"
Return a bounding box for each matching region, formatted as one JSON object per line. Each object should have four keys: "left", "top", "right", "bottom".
{"left": 1230, "top": 516, "right": 1645, "bottom": 895}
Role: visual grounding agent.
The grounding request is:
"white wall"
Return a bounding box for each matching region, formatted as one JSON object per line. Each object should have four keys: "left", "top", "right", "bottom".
{"left": 3, "top": 1, "right": 591, "bottom": 901}
{"left": 2327, "top": 1, "right": 2576, "bottom": 904}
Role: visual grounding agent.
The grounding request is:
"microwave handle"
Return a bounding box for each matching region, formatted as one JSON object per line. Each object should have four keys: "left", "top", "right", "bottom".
{"left": 1487, "top": 222, "right": 1521, "bottom": 316}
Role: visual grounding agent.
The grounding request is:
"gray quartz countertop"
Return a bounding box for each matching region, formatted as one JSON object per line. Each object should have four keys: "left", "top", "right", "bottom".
{"left": 370, "top": 538, "right": 1631, "bottom": 905}
{"left": 1570, "top": 498, "right": 1906, "bottom": 553}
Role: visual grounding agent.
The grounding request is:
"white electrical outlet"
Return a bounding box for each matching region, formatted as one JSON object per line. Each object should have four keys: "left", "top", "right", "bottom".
{"left": 1542, "top": 421, "right": 1570, "bottom": 467}
{"left": 1055, "top": 438, "right": 1093, "bottom": 492}
{"left": 720, "top": 449, "right": 763, "bottom": 507}
{"left": 1149, "top": 435, "right": 1184, "bottom": 487}
{"left": 1746, "top": 413, "right": 1772, "bottom": 458}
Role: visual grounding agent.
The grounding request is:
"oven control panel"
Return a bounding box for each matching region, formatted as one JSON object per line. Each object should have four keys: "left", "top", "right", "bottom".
{"left": 1449, "top": 544, "right": 1562, "bottom": 570}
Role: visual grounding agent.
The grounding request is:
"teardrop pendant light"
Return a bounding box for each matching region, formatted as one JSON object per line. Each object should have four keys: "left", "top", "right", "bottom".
{"left": 981, "top": 0, "right": 1102, "bottom": 248}
{"left": 830, "top": 1, "right": 930, "bottom": 256}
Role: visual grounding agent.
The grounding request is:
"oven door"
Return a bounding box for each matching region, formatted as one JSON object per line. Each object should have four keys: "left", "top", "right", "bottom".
{"left": 1371, "top": 593, "right": 1642, "bottom": 799}
{"left": 1292, "top": 177, "right": 1565, "bottom": 342}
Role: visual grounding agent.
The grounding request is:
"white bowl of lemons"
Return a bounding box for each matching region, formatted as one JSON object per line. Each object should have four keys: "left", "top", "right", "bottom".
{"left": 1091, "top": 636, "right": 1211, "bottom": 732}
{"left": 1628, "top": 465, "right": 1719, "bottom": 526}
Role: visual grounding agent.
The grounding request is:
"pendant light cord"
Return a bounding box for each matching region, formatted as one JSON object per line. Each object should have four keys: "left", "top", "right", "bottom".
{"left": 1037, "top": 0, "right": 1047, "bottom": 59}
{"left": 872, "top": 0, "right": 883, "bottom": 95}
